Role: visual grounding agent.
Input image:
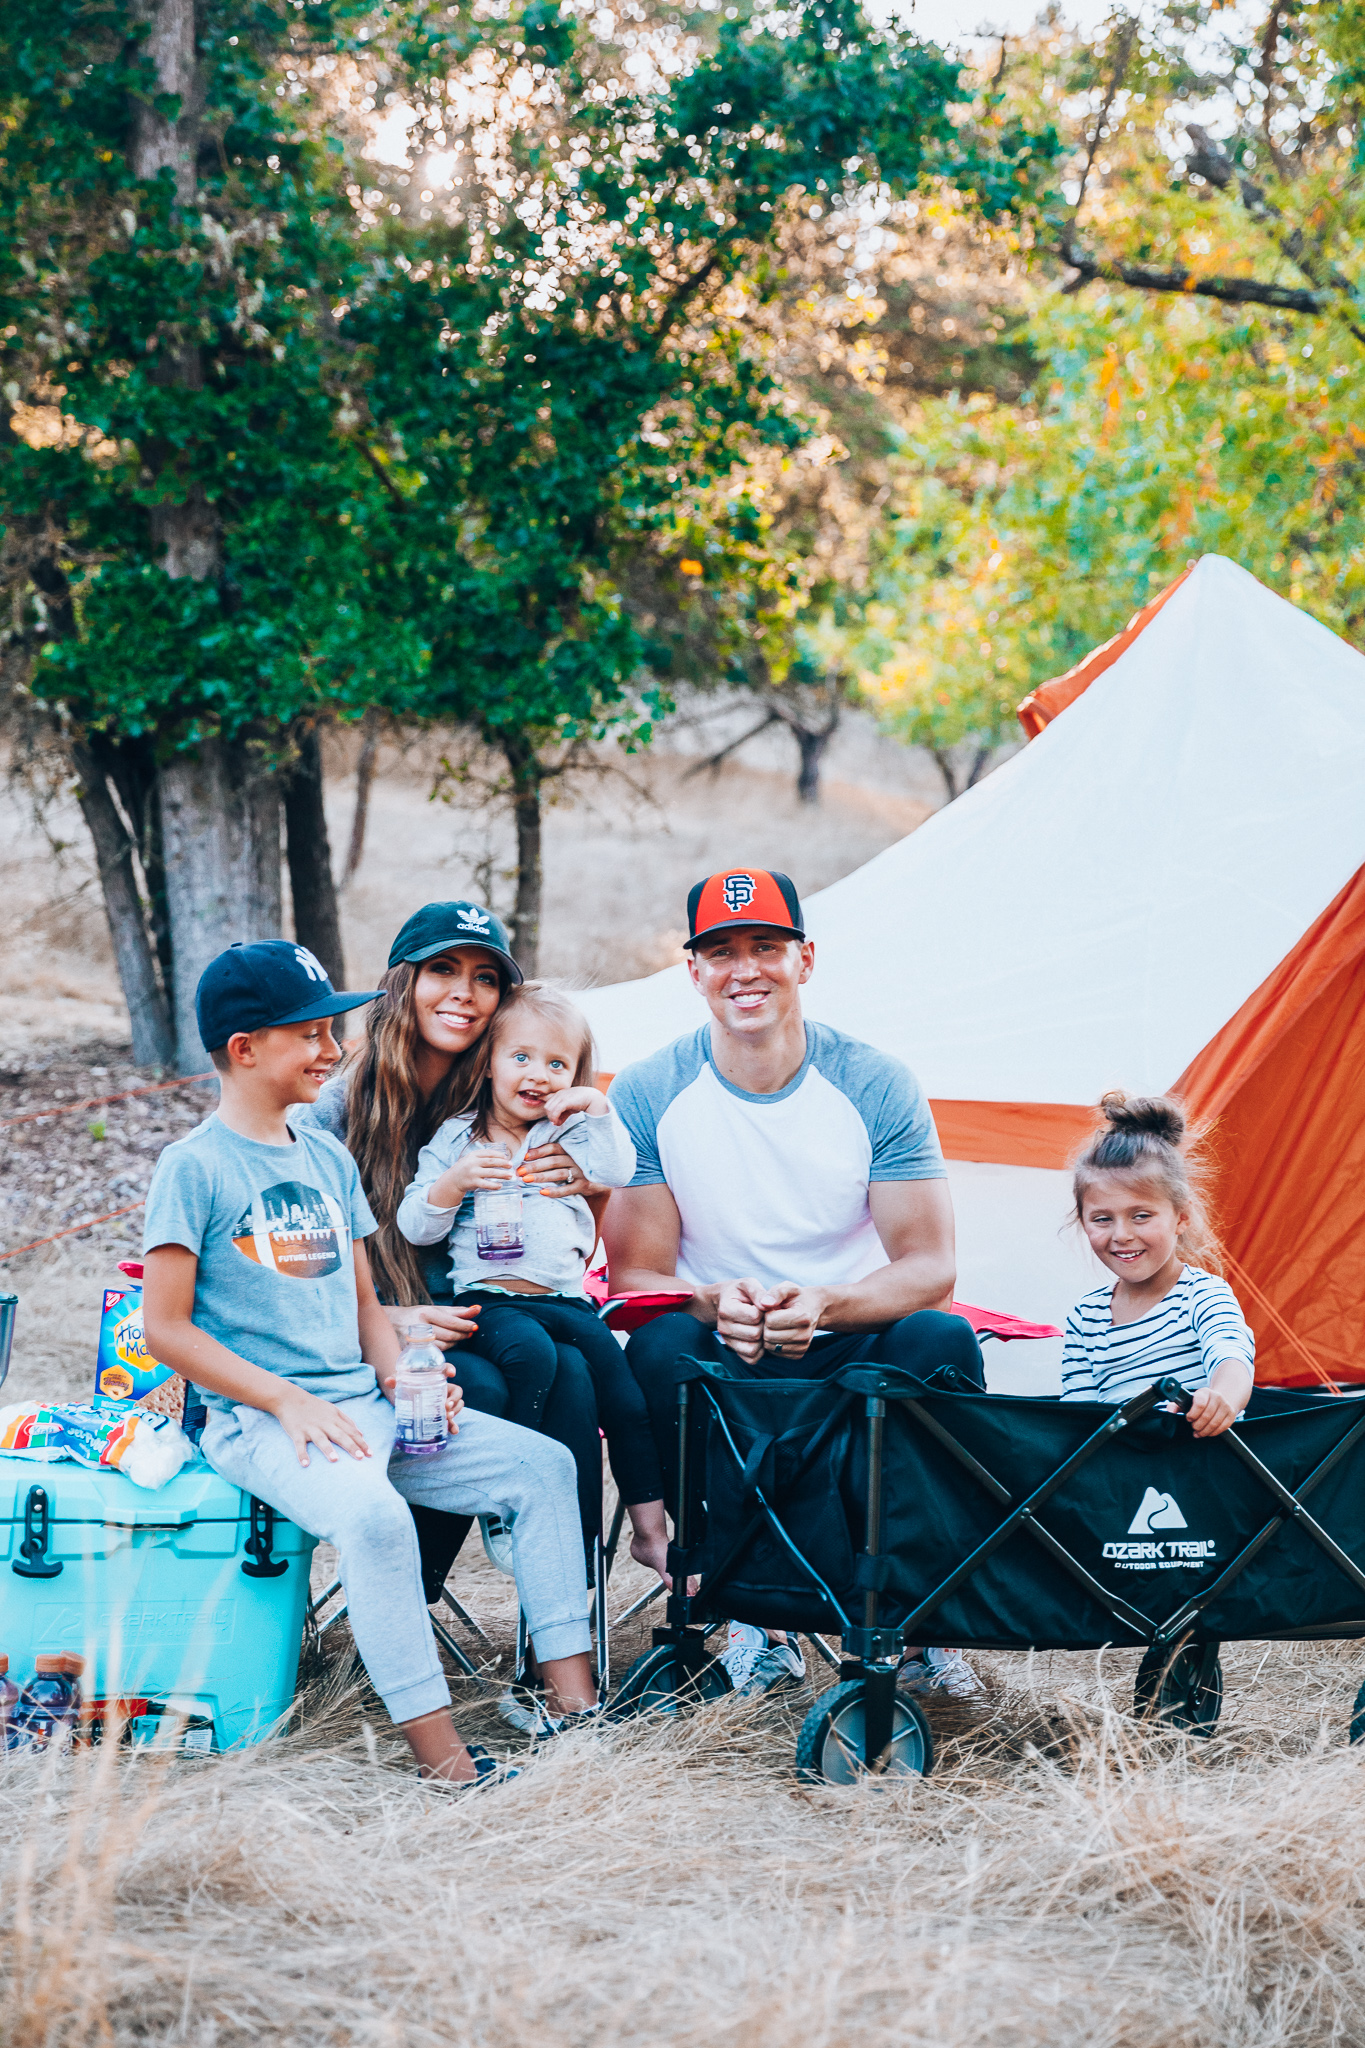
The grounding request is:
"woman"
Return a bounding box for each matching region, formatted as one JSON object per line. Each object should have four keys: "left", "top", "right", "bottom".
{"left": 293, "top": 900, "right": 606, "bottom": 1594}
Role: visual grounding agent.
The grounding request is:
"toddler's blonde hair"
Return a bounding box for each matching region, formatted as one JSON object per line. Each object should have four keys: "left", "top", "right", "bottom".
{"left": 460, "top": 981, "right": 596, "bottom": 1134}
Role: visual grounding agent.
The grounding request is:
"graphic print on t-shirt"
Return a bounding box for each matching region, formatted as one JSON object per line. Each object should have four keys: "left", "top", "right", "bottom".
{"left": 232, "top": 1181, "right": 349, "bottom": 1279}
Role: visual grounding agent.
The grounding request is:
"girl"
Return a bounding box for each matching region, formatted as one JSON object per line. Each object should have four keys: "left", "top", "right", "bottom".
{"left": 1061, "top": 1092, "right": 1254, "bottom": 1435}
{"left": 397, "top": 982, "right": 672, "bottom": 1582}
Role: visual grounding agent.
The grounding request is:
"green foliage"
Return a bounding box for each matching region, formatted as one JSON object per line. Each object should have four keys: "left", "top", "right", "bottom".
{"left": 1, "top": 0, "right": 1059, "bottom": 796}
{"left": 1, "top": 0, "right": 405, "bottom": 749}
{"left": 857, "top": 2, "right": 1365, "bottom": 763}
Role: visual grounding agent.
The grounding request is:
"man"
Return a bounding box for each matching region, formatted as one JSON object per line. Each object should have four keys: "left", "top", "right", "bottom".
{"left": 603, "top": 868, "right": 984, "bottom": 1697}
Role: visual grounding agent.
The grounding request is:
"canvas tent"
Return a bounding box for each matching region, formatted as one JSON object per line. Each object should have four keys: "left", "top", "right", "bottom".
{"left": 580, "top": 555, "right": 1365, "bottom": 1388}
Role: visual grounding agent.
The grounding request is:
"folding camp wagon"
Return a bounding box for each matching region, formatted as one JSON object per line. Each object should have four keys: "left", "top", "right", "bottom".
{"left": 612, "top": 1361, "right": 1365, "bottom": 1782}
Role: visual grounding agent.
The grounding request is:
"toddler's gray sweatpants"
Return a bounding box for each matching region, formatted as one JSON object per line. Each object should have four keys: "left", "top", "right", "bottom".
{"left": 202, "top": 1391, "right": 589, "bottom": 1725}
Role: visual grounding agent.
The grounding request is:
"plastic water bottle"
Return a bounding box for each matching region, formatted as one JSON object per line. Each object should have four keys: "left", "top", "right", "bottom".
{"left": 393, "top": 1325, "right": 449, "bottom": 1457}
{"left": 0, "top": 1657, "right": 19, "bottom": 1746}
{"left": 474, "top": 1142, "right": 524, "bottom": 1261}
{"left": 8, "top": 1654, "right": 84, "bottom": 1752}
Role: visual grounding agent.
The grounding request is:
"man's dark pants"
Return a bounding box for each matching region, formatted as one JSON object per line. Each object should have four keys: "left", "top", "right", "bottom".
{"left": 625, "top": 1309, "right": 985, "bottom": 1533}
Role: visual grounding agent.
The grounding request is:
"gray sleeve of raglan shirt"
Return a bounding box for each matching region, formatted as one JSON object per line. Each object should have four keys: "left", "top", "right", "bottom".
{"left": 812, "top": 1027, "right": 945, "bottom": 1180}
{"left": 608, "top": 1029, "right": 709, "bottom": 1188}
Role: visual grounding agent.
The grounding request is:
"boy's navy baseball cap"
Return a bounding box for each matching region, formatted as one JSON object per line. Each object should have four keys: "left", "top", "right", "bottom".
{"left": 386, "top": 900, "right": 523, "bottom": 984}
{"left": 685, "top": 869, "right": 805, "bottom": 950}
{"left": 195, "top": 942, "right": 384, "bottom": 1050}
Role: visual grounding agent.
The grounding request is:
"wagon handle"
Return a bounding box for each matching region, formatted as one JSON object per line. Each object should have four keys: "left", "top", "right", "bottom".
{"left": 1153, "top": 1377, "right": 1195, "bottom": 1414}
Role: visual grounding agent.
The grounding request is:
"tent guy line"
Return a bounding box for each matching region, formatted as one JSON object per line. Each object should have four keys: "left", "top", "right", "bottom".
{"left": 0, "top": 1072, "right": 214, "bottom": 1131}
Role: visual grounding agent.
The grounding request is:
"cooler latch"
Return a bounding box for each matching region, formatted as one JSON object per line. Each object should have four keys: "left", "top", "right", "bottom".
{"left": 12, "top": 1484, "right": 63, "bottom": 1579}
{"left": 241, "top": 1496, "right": 287, "bottom": 1579}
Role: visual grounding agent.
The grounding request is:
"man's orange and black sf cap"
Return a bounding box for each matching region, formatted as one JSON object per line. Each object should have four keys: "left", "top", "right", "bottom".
{"left": 685, "top": 869, "right": 805, "bottom": 950}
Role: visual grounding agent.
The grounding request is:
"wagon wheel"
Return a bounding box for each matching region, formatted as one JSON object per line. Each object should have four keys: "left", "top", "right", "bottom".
{"left": 1349, "top": 1681, "right": 1365, "bottom": 1746}
{"left": 612, "top": 1643, "right": 733, "bottom": 1719}
{"left": 1133, "top": 1641, "right": 1223, "bottom": 1736}
{"left": 794, "top": 1680, "right": 934, "bottom": 1785}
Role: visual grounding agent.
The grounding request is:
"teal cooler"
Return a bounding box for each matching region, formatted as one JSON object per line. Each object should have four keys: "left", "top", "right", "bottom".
{"left": 0, "top": 1455, "right": 317, "bottom": 1749}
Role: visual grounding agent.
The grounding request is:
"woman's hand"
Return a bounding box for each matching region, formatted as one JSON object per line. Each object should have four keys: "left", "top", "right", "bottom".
{"left": 425, "top": 1148, "right": 515, "bottom": 1210}
{"left": 382, "top": 1302, "right": 481, "bottom": 1347}
{"left": 520, "top": 1137, "right": 602, "bottom": 1201}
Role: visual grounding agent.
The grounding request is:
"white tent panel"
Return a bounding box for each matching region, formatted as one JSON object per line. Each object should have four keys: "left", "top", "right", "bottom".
{"left": 583, "top": 556, "right": 1365, "bottom": 1097}
{"left": 948, "top": 1161, "right": 1110, "bottom": 1394}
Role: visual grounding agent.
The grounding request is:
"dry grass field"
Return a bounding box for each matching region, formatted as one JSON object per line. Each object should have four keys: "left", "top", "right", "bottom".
{"left": 4, "top": 727, "right": 1365, "bottom": 2046}
{"left": 5, "top": 1615, "right": 1365, "bottom": 2047}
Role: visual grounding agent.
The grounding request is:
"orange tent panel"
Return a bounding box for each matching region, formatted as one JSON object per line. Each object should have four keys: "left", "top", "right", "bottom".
{"left": 1172, "top": 864, "right": 1365, "bottom": 1387}
{"left": 930, "top": 1099, "right": 1095, "bottom": 1169}
{"left": 1197, "top": 944, "right": 1365, "bottom": 1387}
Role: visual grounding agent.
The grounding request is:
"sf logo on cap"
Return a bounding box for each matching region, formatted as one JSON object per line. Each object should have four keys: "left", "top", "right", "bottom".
{"left": 722, "top": 873, "right": 757, "bottom": 913}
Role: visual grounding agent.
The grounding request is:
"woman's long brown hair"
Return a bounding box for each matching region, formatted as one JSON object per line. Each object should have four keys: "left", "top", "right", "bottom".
{"left": 335, "top": 959, "right": 507, "bottom": 1303}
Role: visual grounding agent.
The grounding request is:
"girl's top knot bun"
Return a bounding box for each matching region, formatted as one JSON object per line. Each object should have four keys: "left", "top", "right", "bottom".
{"left": 1074, "top": 1090, "right": 1220, "bottom": 1273}
{"left": 1098, "top": 1090, "right": 1186, "bottom": 1148}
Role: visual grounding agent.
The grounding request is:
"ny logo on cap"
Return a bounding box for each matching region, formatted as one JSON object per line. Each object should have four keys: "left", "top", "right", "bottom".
{"left": 722, "top": 873, "right": 757, "bottom": 913}
{"left": 293, "top": 946, "right": 327, "bottom": 983}
{"left": 457, "top": 906, "right": 492, "bottom": 932}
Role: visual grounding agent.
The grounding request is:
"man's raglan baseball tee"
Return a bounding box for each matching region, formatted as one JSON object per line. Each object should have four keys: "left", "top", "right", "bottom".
{"left": 607, "top": 1021, "right": 945, "bottom": 1290}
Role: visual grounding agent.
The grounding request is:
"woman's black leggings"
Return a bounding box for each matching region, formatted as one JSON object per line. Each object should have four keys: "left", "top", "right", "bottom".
{"left": 457, "top": 1292, "right": 664, "bottom": 1510}
{"left": 408, "top": 1333, "right": 604, "bottom": 1599}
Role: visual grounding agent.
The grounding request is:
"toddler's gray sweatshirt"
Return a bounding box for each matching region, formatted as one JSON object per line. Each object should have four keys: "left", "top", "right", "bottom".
{"left": 396, "top": 1108, "right": 635, "bottom": 1295}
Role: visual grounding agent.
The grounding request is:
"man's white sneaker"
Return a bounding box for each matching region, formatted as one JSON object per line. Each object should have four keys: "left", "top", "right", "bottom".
{"left": 721, "top": 1622, "right": 805, "bottom": 1696}
{"left": 898, "top": 1648, "right": 985, "bottom": 1701}
{"left": 480, "top": 1513, "right": 515, "bottom": 1576}
{"left": 498, "top": 1684, "right": 553, "bottom": 1735}
{"left": 720, "top": 1622, "right": 766, "bottom": 1690}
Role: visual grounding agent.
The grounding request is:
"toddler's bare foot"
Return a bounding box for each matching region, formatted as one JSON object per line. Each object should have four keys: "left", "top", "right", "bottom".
{"left": 628, "top": 1531, "right": 700, "bottom": 1596}
{"left": 629, "top": 1530, "right": 670, "bottom": 1581}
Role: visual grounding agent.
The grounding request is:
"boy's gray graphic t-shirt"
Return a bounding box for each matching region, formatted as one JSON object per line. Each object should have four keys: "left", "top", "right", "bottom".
{"left": 609, "top": 1021, "right": 944, "bottom": 1293}
{"left": 143, "top": 1114, "right": 379, "bottom": 1413}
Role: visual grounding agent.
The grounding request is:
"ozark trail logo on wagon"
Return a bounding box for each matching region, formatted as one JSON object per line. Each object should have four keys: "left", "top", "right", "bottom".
{"left": 1101, "top": 1486, "right": 1218, "bottom": 1572}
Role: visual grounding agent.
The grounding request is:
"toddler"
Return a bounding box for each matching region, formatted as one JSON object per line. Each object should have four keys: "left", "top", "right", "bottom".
{"left": 1060, "top": 1092, "right": 1254, "bottom": 1435}
{"left": 397, "top": 983, "right": 672, "bottom": 1581}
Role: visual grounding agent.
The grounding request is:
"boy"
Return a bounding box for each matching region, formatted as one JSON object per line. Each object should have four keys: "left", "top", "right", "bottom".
{"left": 141, "top": 940, "right": 597, "bottom": 1785}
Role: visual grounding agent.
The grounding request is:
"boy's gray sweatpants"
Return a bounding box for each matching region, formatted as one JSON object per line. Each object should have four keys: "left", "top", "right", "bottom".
{"left": 202, "top": 1392, "right": 589, "bottom": 1725}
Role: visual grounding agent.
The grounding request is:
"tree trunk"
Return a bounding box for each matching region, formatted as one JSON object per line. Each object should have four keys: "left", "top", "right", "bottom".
{"left": 22, "top": 538, "right": 177, "bottom": 1065}
{"left": 283, "top": 723, "right": 346, "bottom": 986}
{"left": 99, "top": 733, "right": 172, "bottom": 985}
{"left": 795, "top": 725, "right": 835, "bottom": 805}
{"left": 502, "top": 735, "right": 542, "bottom": 978}
{"left": 160, "top": 741, "right": 282, "bottom": 1069}
{"left": 964, "top": 743, "right": 995, "bottom": 793}
{"left": 929, "top": 746, "right": 963, "bottom": 803}
{"left": 342, "top": 709, "right": 379, "bottom": 886}
{"left": 129, "top": 0, "right": 275, "bottom": 1071}
{"left": 70, "top": 744, "right": 176, "bottom": 1068}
